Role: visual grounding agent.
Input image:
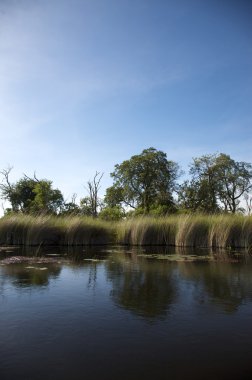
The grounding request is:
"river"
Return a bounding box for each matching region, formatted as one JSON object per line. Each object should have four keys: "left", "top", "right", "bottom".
{"left": 1, "top": 247, "right": 252, "bottom": 380}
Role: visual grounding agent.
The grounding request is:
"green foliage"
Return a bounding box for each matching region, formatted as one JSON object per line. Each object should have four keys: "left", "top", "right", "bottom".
{"left": 104, "top": 186, "right": 124, "bottom": 208}
{"left": 214, "top": 154, "right": 252, "bottom": 213}
{"left": 1, "top": 149, "right": 251, "bottom": 218}
{"left": 99, "top": 206, "right": 125, "bottom": 221}
{"left": 178, "top": 153, "right": 252, "bottom": 214}
{"left": 0, "top": 214, "right": 115, "bottom": 246}
{"left": 178, "top": 178, "right": 220, "bottom": 213}
{"left": 126, "top": 204, "right": 177, "bottom": 217}
{"left": 79, "top": 196, "right": 93, "bottom": 216}
{"left": 108, "top": 147, "right": 180, "bottom": 214}
{"left": 0, "top": 169, "right": 64, "bottom": 215}
{"left": 0, "top": 175, "right": 36, "bottom": 212}
{"left": 0, "top": 214, "right": 252, "bottom": 249}
{"left": 30, "top": 181, "right": 64, "bottom": 214}
{"left": 61, "top": 201, "right": 80, "bottom": 216}
{"left": 149, "top": 204, "right": 177, "bottom": 216}
{"left": 189, "top": 153, "right": 220, "bottom": 213}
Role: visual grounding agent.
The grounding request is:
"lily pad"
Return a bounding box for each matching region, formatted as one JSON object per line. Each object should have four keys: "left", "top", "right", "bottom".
{"left": 137, "top": 253, "right": 214, "bottom": 262}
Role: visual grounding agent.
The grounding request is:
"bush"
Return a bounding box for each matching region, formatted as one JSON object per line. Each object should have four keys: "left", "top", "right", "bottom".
{"left": 99, "top": 206, "right": 125, "bottom": 221}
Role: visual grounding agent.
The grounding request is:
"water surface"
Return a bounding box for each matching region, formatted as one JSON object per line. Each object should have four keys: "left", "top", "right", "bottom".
{"left": 1, "top": 247, "right": 252, "bottom": 380}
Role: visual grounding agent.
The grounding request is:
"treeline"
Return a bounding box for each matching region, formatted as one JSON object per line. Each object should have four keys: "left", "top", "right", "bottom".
{"left": 1, "top": 147, "right": 252, "bottom": 219}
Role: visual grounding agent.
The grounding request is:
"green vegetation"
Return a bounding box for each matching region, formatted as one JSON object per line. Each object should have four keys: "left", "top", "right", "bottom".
{"left": 0, "top": 215, "right": 115, "bottom": 246}
{"left": 0, "top": 169, "right": 64, "bottom": 214}
{"left": 1, "top": 148, "right": 252, "bottom": 217}
{"left": 0, "top": 214, "right": 252, "bottom": 250}
{"left": 0, "top": 147, "right": 252, "bottom": 249}
{"left": 105, "top": 147, "right": 179, "bottom": 214}
{"left": 178, "top": 153, "right": 252, "bottom": 214}
{"left": 116, "top": 214, "right": 252, "bottom": 249}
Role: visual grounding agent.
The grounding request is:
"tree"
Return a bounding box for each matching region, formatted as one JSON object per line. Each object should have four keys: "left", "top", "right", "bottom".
{"left": 178, "top": 154, "right": 221, "bottom": 213}
{"left": 0, "top": 167, "right": 19, "bottom": 211}
{"left": 61, "top": 194, "right": 80, "bottom": 216}
{"left": 178, "top": 153, "right": 252, "bottom": 214}
{"left": 80, "top": 172, "right": 103, "bottom": 217}
{"left": 79, "top": 196, "right": 93, "bottom": 216}
{"left": 189, "top": 154, "right": 220, "bottom": 213}
{"left": 107, "top": 148, "right": 180, "bottom": 214}
{"left": 30, "top": 180, "right": 64, "bottom": 214}
{"left": 99, "top": 206, "right": 125, "bottom": 221}
{"left": 215, "top": 154, "right": 252, "bottom": 213}
{"left": 0, "top": 168, "right": 64, "bottom": 214}
{"left": 104, "top": 186, "right": 124, "bottom": 208}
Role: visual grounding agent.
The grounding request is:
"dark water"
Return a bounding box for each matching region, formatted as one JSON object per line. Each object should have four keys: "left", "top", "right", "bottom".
{"left": 1, "top": 247, "right": 252, "bottom": 380}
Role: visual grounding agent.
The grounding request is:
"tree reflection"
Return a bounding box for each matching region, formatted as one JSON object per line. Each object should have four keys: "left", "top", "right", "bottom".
{"left": 179, "top": 261, "right": 252, "bottom": 313}
{"left": 106, "top": 252, "right": 178, "bottom": 320}
{"left": 2, "top": 263, "right": 61, "bottom": 287}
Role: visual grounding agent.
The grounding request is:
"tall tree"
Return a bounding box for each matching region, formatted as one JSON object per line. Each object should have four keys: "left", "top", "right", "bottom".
{"left": 178, "top": 153, "right": 252, "bottom": 213}
{"left": 62, "top": 194, "right": 80, "bottom": 215}
{"left": 30, "top": 180, "right": 64, "bottom": 214}
{"left": 107, "top": 148, "right": 180, "bottom": 214}
{"left": 0, "top": 168, "right": 64, "bottom": 214}
{"left": 178, "top": 154, "right": 220, "bottom": 213}
{"left": 0, "top": 167, "right": 19, "bottom": 211}
{"left": 80, "top": 172, "right": 103, "bottom": 217}
{"left": 215, "top": 154, "right": 252, "bottom": 213}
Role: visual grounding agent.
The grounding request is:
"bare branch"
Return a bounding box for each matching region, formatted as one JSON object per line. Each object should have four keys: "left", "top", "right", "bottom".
{"left": 23, "top": 172, "right": 40, "bottom": 182}
{"left": 0, "top": 166, "right": 13, "bottom": 188}
{"left": 84, "top": 171, "right": 104, "bottom": 217}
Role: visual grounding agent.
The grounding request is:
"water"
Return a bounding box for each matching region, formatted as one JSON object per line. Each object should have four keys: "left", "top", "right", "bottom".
{"left": 1, "top": 247, "right": 252, "bottom": 380}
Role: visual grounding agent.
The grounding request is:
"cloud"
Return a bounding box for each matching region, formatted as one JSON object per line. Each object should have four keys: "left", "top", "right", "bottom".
{"left": 0, "top": 0, "right": 188, "bottom": 114}
{"left": 0, "top": 0, "right": 189, "bottom": 179}
{"left": 1, "top": 0, "right": 251, "bottom": 217}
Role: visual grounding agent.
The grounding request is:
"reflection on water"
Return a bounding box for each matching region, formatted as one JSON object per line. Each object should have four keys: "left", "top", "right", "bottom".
{"left": 1, "top": 263, "right": 62, "bottom": 287}
{"left": 107, "top": 252, "right": 178, "bottom": 319}
{"left": 179, "top": 261, "right": 252, "bottom": 313}
{"left": 1, "top": 247, "right": 252, "bottom": 380}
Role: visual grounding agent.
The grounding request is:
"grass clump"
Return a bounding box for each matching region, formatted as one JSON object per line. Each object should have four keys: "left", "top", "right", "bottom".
{"left": 62, "top": 216, "right": 115, "bottom": 246}
{"left": 209, "top": 215, "right": 244, "bottom": 249}
{"left": 176, "top": 215, "right": 211, "bottom": 248}
{"left": 116, "top": 216, "right": 177, "bottom": 246}
{"left": 117, "top": 214, "right": 252, "bottom": 250}
{"left": 0, "top": 214, "right": 115, "bottom": 246}
{"left": 0, "top": 213, "right": 252, "bottom": 249}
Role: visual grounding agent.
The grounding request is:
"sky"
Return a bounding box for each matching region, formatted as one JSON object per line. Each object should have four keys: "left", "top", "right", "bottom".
{"left": 0, "top": 0, "right": 252, "bottom": 207}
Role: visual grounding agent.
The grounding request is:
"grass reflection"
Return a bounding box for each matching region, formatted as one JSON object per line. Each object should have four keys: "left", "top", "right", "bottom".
{"left": 1, "top": 263, "right": 61, "bottom": 287}
{"left": 106, "top": 251, "right": 178, "bottom": 319}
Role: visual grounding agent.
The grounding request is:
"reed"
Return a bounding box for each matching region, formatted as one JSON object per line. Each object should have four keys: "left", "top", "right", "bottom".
{"left": 63, "top": 216, "right": 115, "bottom": 246}
{"left": 175, "top": 215, "right": 211, "bottom": 248}
{"left": 242, "top": 216, "right": 252, "bottom": 251}
{"left": 116, "top": 216, "right": 177, "bottom": 246}
{"left": 117, "top": 214, "right": 252, "bottom": 250}
{"left": 0, "top": 213, "right": 252, "bottom": 249}
{"left": 0, "top": 215, "right": 115, "bottom": 246}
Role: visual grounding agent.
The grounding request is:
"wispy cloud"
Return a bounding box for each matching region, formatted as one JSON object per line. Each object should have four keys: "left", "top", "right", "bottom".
{"left": 0, "top": 0, "right": 251, "bottom": 216}
{"left": 0, "top": 0, "right": 189, "bottom": 113}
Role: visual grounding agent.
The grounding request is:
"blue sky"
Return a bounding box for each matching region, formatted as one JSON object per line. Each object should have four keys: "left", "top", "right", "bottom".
{"left": 0, "top": 0, "right": 252, "bottom": 206}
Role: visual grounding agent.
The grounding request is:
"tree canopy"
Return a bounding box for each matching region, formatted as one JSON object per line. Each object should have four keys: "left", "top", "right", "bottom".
{"left": 178, "top": 153, "right": 252, "bottom": 213}
{"left": 0, "top": 169, "right": 64, "bottom": 214}
{"left": 1, "top": 149, "right": 251, "bottom": 217}
{"left": 106, "top": 147, "right": 180, "bottom": 214}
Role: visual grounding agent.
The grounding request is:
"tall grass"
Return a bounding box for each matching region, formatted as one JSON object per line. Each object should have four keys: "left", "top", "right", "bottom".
{"left": 175, "top": 215, "right": 211, "bottom": 248}
{"left": 0, "top": 215, "right": 115, "bottom": 246}
{"left": 0, "top": 213, "right": 252, "bottom": 250}
{"left": 116, "top": 214, "right": 252, "bottom": 250}
{"left": 116, "top": 216, "right": 177, "bottom": 246}
{"left": 62, "top": 216, "right": 115, "bottom": 246}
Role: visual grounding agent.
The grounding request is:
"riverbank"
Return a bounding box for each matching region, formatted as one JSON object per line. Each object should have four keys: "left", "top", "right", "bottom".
{"left": 0, "top": 214, "right": 252, "bottom": 249}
